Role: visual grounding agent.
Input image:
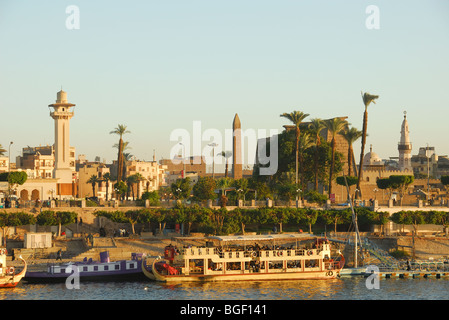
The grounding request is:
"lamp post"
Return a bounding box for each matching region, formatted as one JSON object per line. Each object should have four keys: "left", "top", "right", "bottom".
{"left": 179, "top": 143, "right": 186, "bottom": 179}
{"left": 208, "top": 142, "right": 218, "bottom": 179}
{"left": 8, "top": 141, "right": 13, "bottom": 199}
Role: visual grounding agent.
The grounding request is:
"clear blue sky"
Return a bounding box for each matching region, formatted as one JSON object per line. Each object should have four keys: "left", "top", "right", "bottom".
{"left": 1, "top": 1, "right": 448, "bottom": 170}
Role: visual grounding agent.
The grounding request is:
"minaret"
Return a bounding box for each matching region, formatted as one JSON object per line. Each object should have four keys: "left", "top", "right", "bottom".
{"left": 398, "top": 111, "right": 412, "bottom": 171}
{"left": 49, "top": 90, "right": 75, "bottom": 195}
{"left": 232, "top": 113, "right": 243, "bottom": 179}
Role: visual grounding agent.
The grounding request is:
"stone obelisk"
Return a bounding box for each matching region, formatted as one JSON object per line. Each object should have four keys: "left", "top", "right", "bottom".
{"left": 232, "top": 113, "right": 243, "bottom": 179}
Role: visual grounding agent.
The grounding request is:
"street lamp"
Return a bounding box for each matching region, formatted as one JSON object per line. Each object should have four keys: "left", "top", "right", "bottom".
{"left": 179, "top": 143, "right": 186, "bottom": 179}
{"left": 8, "top": 141, "right": 13, "bottom": 199}
{"left": 208, "top": 142, "right": 218, "bottom": 179}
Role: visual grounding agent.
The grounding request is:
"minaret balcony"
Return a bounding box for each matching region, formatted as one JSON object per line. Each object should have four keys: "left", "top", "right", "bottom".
{"left": 50, "top": 111, "right": 74, "bottom": 119}
{"left": 398, "top": 143, "right": 412, "bottom": 151}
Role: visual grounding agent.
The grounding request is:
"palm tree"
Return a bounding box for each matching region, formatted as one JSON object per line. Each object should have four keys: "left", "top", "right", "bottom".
{"left": 87, "top": 175, "right": 99, "bottom": 197}
{"left": 298, "top": 132, "right": 313, "bottom": 192}
{"left": 110, "top": 125, "right": 130, "bottom": 184}
{"left": 341, "top": 126, "right": 363, "bottom": 177}
{"left": 356, "top": 92, "right": 379, "bottom": 199}
{"left": 218, "top": 151, "right": 232, "bottom": 178}
{"left": 0, "top": 144, "right": 6, "bottom": 156}
{"left": 324, "top": 117, "right": 348, "bottom": 197}
{"left": 133, "top": 173, "right": 145, "bottom": 199}
{"left": 102, "top": 172, "right": 111, "bottom": 201}
{"left": 280, "top": 111, "right": 309, "bottom": 187}
{"left": 308, "top": 118, "right": 325, "bottom": 191}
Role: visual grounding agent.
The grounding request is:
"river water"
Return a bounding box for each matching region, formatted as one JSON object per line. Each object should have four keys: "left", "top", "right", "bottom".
{"left": 2, "top": 276, "right": 449, "bottom": 300}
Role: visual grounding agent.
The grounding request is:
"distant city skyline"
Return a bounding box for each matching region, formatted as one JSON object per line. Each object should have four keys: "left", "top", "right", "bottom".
{"left": 1, "top": 1, "right": 448, "bottom": 169}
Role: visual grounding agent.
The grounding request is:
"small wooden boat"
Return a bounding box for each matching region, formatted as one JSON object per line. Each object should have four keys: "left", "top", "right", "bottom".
{"left": 24, "top": 251, "right": 149, "bottom": 283}
{"left": 146, "top": 234, "right": 345, "bottom": 282}
{"left": 0, "top": 248, "right": 27, "bottom": 288}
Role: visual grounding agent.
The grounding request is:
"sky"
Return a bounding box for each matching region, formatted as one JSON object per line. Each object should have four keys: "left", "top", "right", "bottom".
{"left": 1, "top": 0, "right": 448, "bottom": 173}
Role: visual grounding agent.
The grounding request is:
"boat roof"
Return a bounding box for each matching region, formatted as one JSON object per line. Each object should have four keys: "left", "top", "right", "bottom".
{"left": 207, "top": 233, "right": 316, "bottom": 242}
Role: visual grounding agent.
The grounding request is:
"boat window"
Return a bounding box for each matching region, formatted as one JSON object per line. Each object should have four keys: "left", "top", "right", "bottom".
{"left": 83, "top": 266, "right": 88, "bottom": 272}
{"left": 61, "top": 268, "right": 65, "bottom": 273}
{"left": 129, "top": 263, "right": 135, "bottom": 269}
{"left": 94, "top": 266, "right": 98, "bottom": 271}
{"left": 305, "top": 260, "right": 317, "bottom": 268}
{"left": 104, "top": 266, "right": 109, "bottom": 271}
{"left": 287, "top": 260, "right": 301, "bottom": 268}
{"left": 268, "top": 261, "right": 283, "bottom": 269}
{"left": 115, "top": 264, "right": 120, "bottom": 270}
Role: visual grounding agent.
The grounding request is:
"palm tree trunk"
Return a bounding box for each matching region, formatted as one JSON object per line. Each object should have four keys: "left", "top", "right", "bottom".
{"left": 117, "top": 137, "right": 123, "bottom": 183}
{"left": 329, "top": 139, "right": 336, "bottom": 196}
{"left": 356, "top": 109, "right": 368, "bottom": 198}
{"left": 348, "top": 146, "right": 353, "bottom": 176}
{"left": 225, "top": 160, "right": 228, "bottom": 178}
{"left": 295, "top": 127, "right": 300, "bottom": 186}
{"left": 314, "top": 144, "right": 320, "bottom": 191}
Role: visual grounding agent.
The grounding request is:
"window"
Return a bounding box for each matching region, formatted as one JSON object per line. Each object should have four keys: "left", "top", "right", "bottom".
{"left": 104, "top": 266, "right": 109, "bottom": 271}
{"left": 115, "top": 265, "right": 120, "bottom": 270}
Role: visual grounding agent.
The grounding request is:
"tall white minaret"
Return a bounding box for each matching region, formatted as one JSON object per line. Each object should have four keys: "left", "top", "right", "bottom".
{"left": 49, "top": 90, "right": 75, "bottom": 189}
{"left": 398, "top": 111, "right": 412, "bottom": 171}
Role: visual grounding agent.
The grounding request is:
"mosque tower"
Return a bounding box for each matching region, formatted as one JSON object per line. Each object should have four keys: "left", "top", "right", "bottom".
{"left": 49, "top": 89, "right": 75, "bottom": 195}
{"left": 398, "top": 111, "right": 412, "bottom": 171}
{"left": 232, "top": 113, "right": 243, "bottom": 179}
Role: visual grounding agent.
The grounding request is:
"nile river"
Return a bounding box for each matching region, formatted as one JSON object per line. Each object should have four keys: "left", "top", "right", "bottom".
{"left": 1, "top": 276, "right": 449, "bottom": 300}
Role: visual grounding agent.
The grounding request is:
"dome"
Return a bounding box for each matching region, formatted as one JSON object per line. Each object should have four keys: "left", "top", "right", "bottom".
{"left": 363, "top": 145, "right": 383, "bottom": 166}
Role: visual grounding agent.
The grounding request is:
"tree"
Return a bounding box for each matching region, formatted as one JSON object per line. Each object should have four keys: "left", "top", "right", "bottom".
{"left": 141, "top": 191, "right": 160, "bottom": 206}
{"left": 114, "top": 181, "right": 128, "bottom": 200}
{"left": 389, "top": 175, "right": 414, "bottom": 206}
{"left": 171, "top": 177, "right": 192, "bottom": 200}
{"left": 102, "top": 172, "right": 112, "bottom": 201}
{"left": 36, "top": 210, "right": 77, "bottom": 237}
{"left": 87, "top": 175, "right": 99, "bottom": 197}
{"left": 1, "top": 171, "right": 28, "bottom": 195}
{"left": 341, "top": 126, "right": 363, "bottom": 177}
{"left": 336, "top": 175, "right": 358, "bottom": 202}
{"left": 321, "top": 209, "right": 351, "bottom": 233}
{"left": 297, "top": 132, "right": 313, "bottom": 192}
{"left": 192, "top": 177, "right": 217, "bottom": 201}
{"left": 324, "top": 118, "right": 348, "bottom": 197}
{"left": 232, "top": 178, "right": 249, "bottom": 201}
{"left": 218, "top": 151, "right": 232, "bottom": 178}
{"left": 0, "top": 144, "right": 6, "bottom": 156}
{"left": 280, "top": 111, "right": 309, "bottom": 188}
{"left": 0, "top": 211, "right": 36, "bottom": 246}
{"left": 356, "top": 92, "right": 379, "bottom": 199}
{"left": 110, "top": 124, "right": 130, "bottom": 184}
{"left": 308, "top": 118, "right": 325, "bottom": 191}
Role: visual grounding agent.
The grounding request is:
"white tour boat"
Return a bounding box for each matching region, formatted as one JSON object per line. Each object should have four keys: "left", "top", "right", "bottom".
{"left": 145, "top": 234, "right": 345, "bottom": 282}
{"left": 0, "top": 248, "right": 27, "bottom": 288}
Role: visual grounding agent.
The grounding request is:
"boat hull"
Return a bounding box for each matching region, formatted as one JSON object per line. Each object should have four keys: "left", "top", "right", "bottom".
{"left": 24, "top": 270, "right": 146, "bottom": 283}
{"left": 0, "top": 257, "right": 27, "bottom": 288}
{"left": 151, "top": 259, "right": 341, "bottom": 282}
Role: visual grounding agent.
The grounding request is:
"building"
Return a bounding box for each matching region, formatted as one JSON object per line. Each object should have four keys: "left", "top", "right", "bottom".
{"left": 125, "top": 159, "right": 168, "bottom": 198}
{"left": 398, "top": 111, "right": 413, "bottom": 171}
{"left": 0, "top": 157, "right": 8, "bottom": 173}
{"left": 411, "top": 146, "right": 449, "bottom": 179}
{"left": 48, "top": 89, "right": 76, "bottom": 197}
{"left": 77, "top": 162, "right": 111, "bottom": 200}
{"left": 160, "top": 156, "right": 207, "bottom": 178}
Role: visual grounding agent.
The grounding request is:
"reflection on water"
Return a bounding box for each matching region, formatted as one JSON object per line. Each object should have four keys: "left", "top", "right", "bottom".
{"left": 2, "top": 277, "right": 449, "bottom": 300}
